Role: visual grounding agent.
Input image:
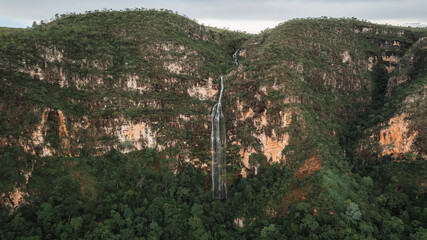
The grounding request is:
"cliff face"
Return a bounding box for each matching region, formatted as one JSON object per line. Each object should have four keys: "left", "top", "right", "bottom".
{"left": 360, "top": 36, "right": 427, "bottom": 161}
{"left": 1, "top": 10, "right": 240, "bottom": 164}
{"left": 1, "top": 10, "right": 426, "bottom": 210}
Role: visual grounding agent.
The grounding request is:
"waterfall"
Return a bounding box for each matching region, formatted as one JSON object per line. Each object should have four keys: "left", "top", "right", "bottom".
{"left": 232, "top": 49, "right": 239, "bottom": 65}
{"left": 211, "top": 76, "right": 227, "bottom": 199}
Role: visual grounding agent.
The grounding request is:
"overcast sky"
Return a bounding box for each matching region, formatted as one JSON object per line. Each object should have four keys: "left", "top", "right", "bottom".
{"left": 1, "top": 0, "right": 426, "bottom": 33}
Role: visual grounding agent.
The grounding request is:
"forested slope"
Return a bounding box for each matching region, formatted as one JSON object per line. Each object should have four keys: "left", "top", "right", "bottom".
{"left": 1, "top": 9, "right": 426, "bottom": 239}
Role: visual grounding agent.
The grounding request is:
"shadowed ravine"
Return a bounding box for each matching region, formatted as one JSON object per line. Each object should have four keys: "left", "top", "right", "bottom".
{"left": 211, "top": 76, "right": 227, "bottom": 199}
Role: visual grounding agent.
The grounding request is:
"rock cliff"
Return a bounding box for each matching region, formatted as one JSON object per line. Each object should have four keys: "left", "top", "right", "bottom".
{"left": 1, "top": 10, "right": 426, "bottom": 211}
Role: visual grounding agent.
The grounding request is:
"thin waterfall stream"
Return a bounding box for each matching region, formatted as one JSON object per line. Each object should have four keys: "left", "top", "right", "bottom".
{"left": 232, "top": 49, "right": 239, "bottom": 65}
{"left": 211, "top": 76, "right": 227, "bottom": 199}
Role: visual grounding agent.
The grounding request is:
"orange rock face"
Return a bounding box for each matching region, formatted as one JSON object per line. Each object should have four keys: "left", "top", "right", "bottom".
{"left": 259, "top": 132, "right": 290, "bottom": 164}
{"left": 382, "top": 54, "right": 399, "bottom": 63}
{"left": 0, "top": 188, "right": 28, "bottom": 211}
{"left": 294, "top": 152, "right": 322, "bottom": 179}
{"left": 378, "top": 113, "right": 418, "bottom": 157}
{"left": 237, "top": 108, "right": 292, "bottom": 175}
{"left": 240, "top": 108, "right": 255, "bottom": 121}
{"left": 58, "top": 109, "right": 69, "bottom": 137}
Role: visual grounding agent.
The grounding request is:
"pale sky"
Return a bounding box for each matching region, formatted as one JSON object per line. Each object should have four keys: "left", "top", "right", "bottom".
{"left": 1, "top": 0, "right": 426, "bottom": 33}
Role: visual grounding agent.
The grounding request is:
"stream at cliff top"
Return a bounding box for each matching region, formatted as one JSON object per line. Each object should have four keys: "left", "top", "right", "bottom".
{"left": 232, "top": 49, "right": 239, "bottom": 65}
{"left": 211, "top": 76, "right": 227, "bottom": 199}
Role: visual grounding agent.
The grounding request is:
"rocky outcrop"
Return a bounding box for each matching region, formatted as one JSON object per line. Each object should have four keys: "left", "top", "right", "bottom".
{"left": 294, "top": 152, "right": 322, "bottom": 179}
{"left": 341, "top": 50, "right": 352, "bottom": 64}
{"left": 187, "top": 77, "right": 217, "bottom": 100}
{"left": 236, "top": 104, "right": 293, "bottom": 174}
{"left": 362, "top": 81, "right": 427, "bottom": 160}
{"left": 102, "top": 119, "right": 159, "bottom": 153}
{"left": 378, "top": 113, "right": 418, "bottom": 158}
{"left": 0, "top": 188, "right": 28, "bottom": 211}
{"left": 387, "top": 37, "right": 427, "bottom": 95}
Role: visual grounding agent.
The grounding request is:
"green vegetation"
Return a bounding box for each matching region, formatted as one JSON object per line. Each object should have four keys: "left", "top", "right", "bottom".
{"left": 1, "top": 146, "right": 426, "bottom": 239}
{"left": 1, "top": 10, "right": 426, "bottom": 239}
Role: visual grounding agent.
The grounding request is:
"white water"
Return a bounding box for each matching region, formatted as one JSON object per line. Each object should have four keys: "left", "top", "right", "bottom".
{"left": 211, "top": 76, "right": 227, "bottom": 199}
{"left": 232, "top": 49, "right": 239, "bottom": 65}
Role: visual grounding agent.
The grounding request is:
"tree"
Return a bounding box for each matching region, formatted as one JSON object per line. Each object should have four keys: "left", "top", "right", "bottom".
{"left": 148, "top": 221, "right": 163, "bottom": 240}
{"left": 345, "top": 202, "right": 362, "bottom": 224}
{"left": 260, "top": 224, "right": 282, "bottom": 240}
